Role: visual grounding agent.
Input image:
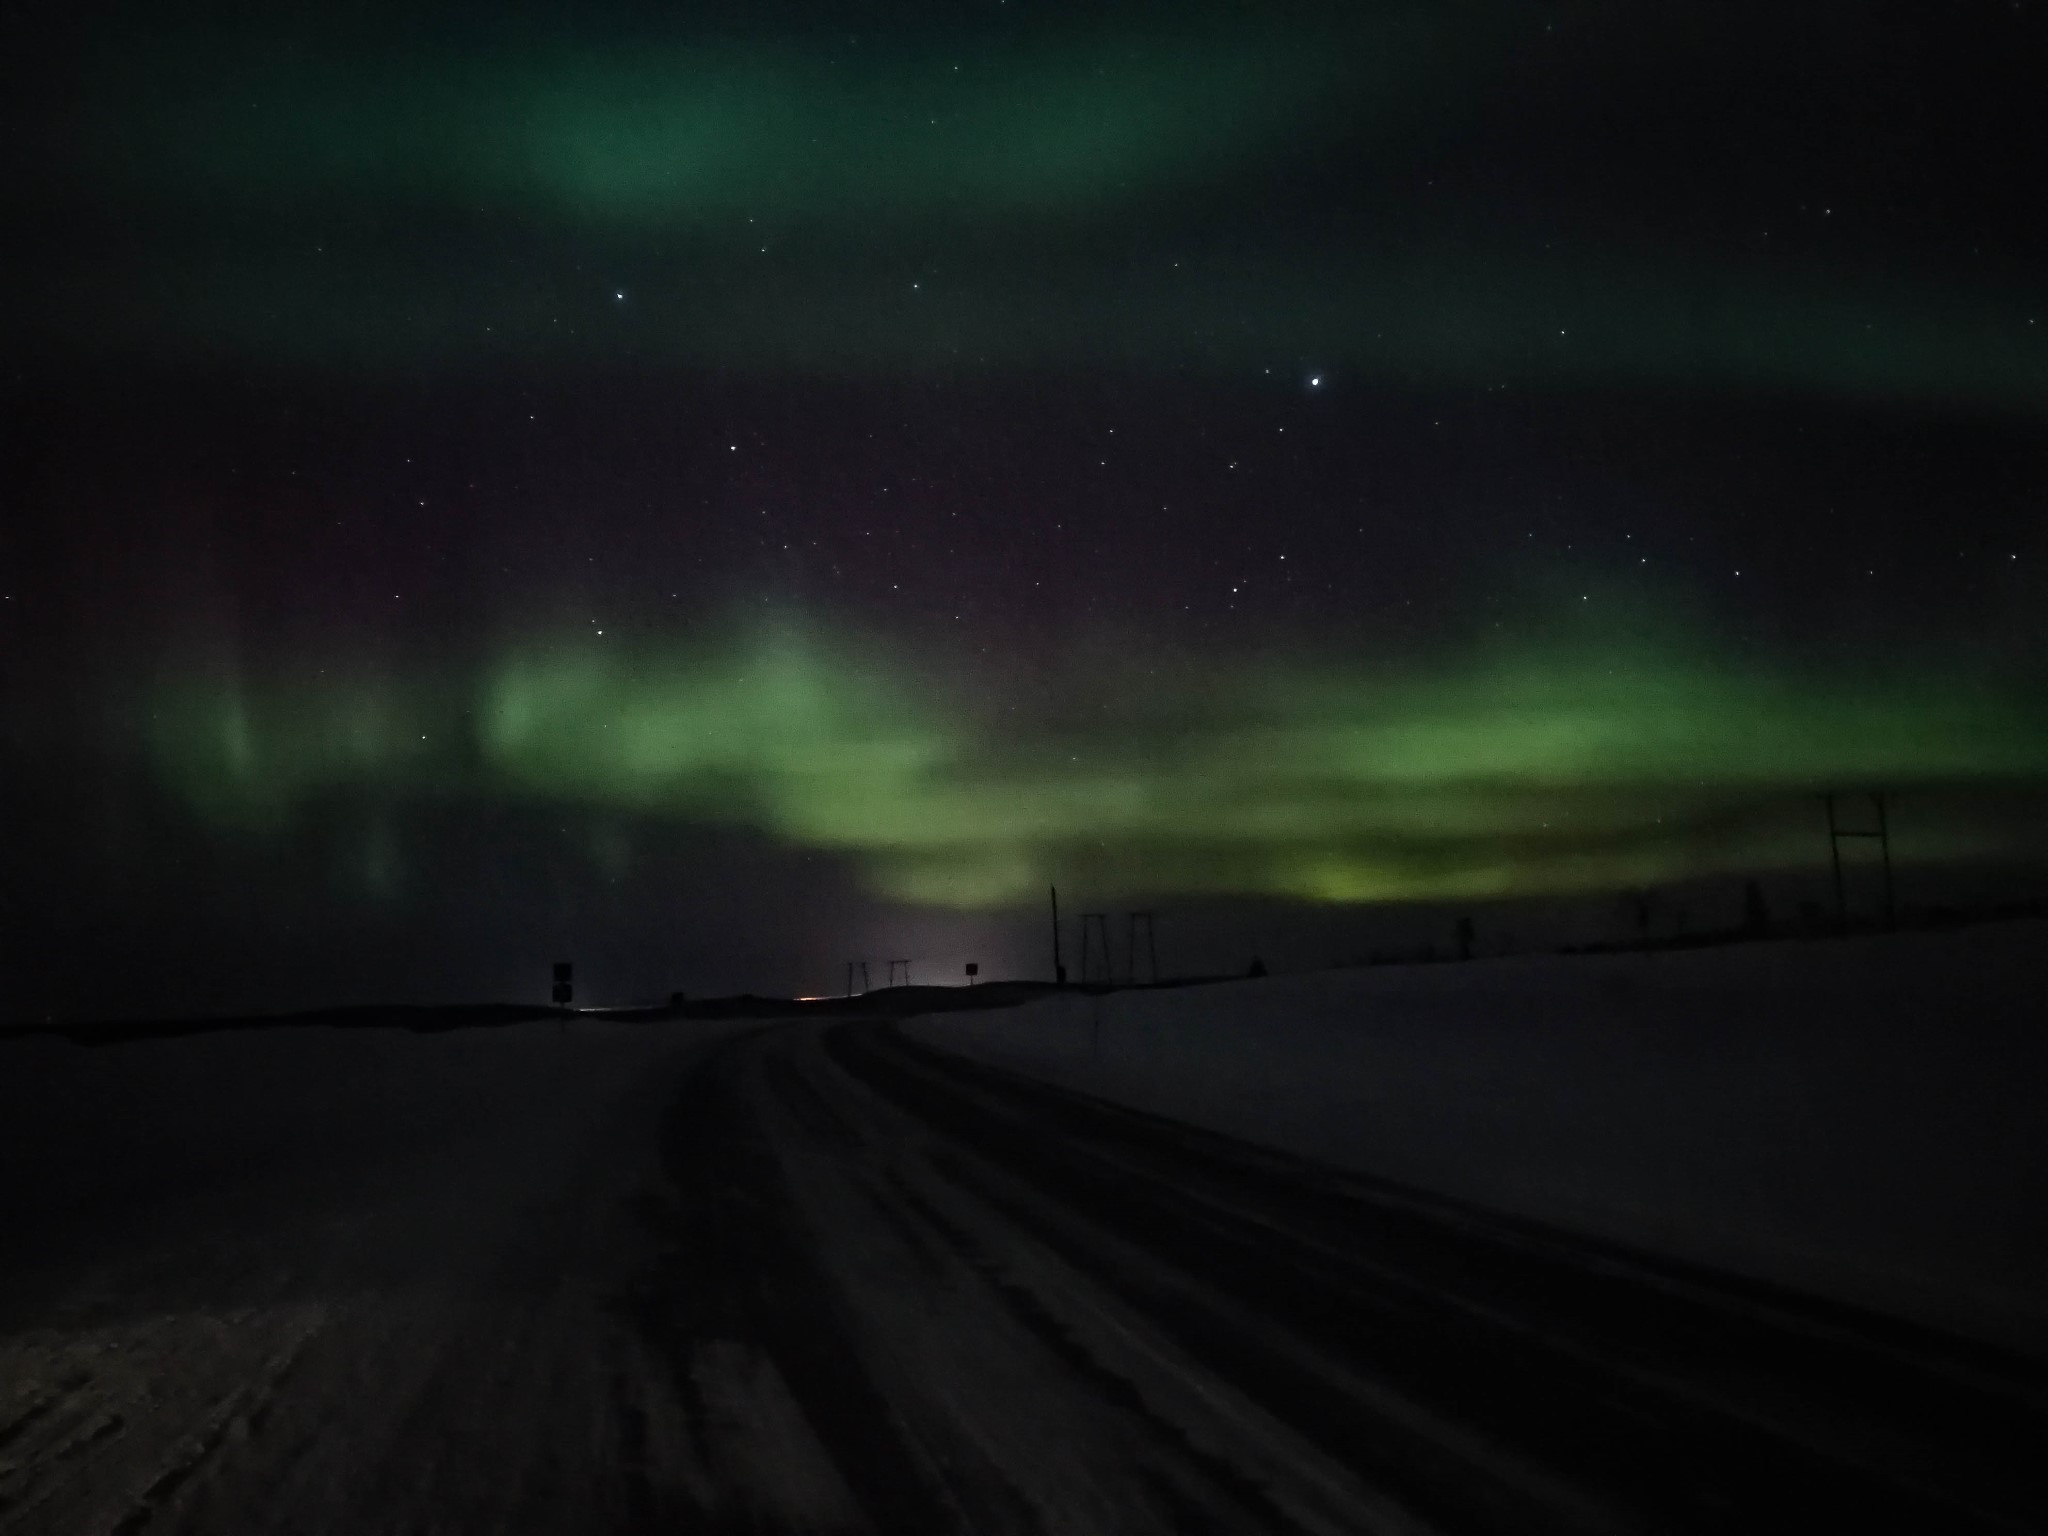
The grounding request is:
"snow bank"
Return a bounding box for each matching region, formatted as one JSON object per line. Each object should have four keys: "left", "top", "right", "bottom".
{"left": 904, "top": 922, "right": 2048, "bottom": 1355}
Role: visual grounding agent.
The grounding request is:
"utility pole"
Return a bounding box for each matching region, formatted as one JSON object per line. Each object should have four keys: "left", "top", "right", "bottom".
{"left": 1126, "top": 911, "right": 1158, "bottom": 984}
{"left": 1877, "top": 793, "right": 1895, "bottom": 930}
{"left": 1080, "top": 913, "right": 1112, "bottom": 984}
{"left": 1050, "top": 885, "right": 1066, "bottom": 984}
{"left": 1823, "top": 791, "right": 1896, "bottom": 930}
{"left": 1825, "top": 795, "right": 1846, "bottom": 924}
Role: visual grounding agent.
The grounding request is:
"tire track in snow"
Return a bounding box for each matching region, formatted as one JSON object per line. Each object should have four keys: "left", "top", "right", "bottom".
{"left": 8, "top": 1013, "right": 2043, "bottom": 1533}
{"left": 823, "top": 1020, "right": 2048, "bottom": 1534}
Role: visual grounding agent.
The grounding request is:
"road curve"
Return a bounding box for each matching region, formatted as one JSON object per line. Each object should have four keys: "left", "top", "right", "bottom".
{"left": 3, "top": 1016, "right": 2044, "bottom": 1534}
{"left": 638, "top": 1020, "right": 2048, "bottom": 1535}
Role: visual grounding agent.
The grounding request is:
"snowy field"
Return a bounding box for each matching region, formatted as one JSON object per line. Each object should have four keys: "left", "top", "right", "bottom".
{"left": 906, "top": 921, "right": 2048, "bottom": 1355}
{"left": 0, "top": 1018, "right": 750, "bottom": 1532}
{"left": 2, "top": 980, "right": 2042, "bottom": 1529}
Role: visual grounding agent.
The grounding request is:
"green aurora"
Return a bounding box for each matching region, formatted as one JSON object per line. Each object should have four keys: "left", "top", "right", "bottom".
{"left": 79, "top": 24, "right": 1389, "bottom": 223}
{"left": 143, "top": 620, "right": 2048, "bottom": 908}
{"left": 24, "top": 18, "right": 2048, "bottom": 408}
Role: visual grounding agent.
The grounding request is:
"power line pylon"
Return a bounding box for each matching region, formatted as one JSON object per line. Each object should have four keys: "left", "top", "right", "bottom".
{"left": 1126, "top": 911, "right": 1158, "bottom": 984}
{"left": 886, "top": 959, "right": 912, "bottom": 988}
{"left": 1050, "top": 885, "right": 1066, "bottom": 984}
{"left": 1824, "top": 790, "right": 1895, "bottom": 929}
{"left": 1079, "top": 913, "right": 1112, "bottom": 984}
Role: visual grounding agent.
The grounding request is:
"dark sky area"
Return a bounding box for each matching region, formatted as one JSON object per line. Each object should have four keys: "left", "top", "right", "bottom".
{"left": 5, "top": 0, "right": 2046, "bottom": 1016}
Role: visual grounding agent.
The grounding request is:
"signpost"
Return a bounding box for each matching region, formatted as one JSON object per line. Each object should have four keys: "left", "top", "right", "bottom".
{"left": 965, "top": 962, "right": 979, "bottom": 985}
{"left": 552, "top": 961, "right": 573, "bottom": 1007}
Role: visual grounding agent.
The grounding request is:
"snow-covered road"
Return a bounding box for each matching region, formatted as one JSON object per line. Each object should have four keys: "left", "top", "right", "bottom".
{"left": 3, "top": 1017, "right": 2043, "bottom": 1533}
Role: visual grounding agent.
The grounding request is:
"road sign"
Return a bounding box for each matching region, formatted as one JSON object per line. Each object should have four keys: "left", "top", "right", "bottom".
{"left": 552, "top": 960, "right": 573, "bottom": 1006}
{"left": 965, "top": 962, "right": 979, "bottom": 983}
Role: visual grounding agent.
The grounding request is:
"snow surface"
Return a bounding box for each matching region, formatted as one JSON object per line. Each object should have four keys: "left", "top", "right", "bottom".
{"left": 0, "top": 1018, "right": 749, "bottom": 1533}
{"left": 904, "top": 921, "right": 2048, "bottom": 1356}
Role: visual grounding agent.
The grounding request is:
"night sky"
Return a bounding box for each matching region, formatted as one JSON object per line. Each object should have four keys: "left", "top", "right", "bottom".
{"left": 6, "top": 1, "right": 2047, "bottom": 1017}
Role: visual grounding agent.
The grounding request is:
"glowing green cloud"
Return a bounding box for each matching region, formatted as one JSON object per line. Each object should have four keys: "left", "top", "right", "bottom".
{"left": 141, "top": 621, "right": 2048, "bottom": 908}
{"left": 147, "top": 667, "right": 445, "bottom": 828}
{"left": 479, "top": 631, "right": 945, "bottom": 830}
{"left": 27, "top": 18, "right": 2044, "bottom": 409}
{"left": 82, "top": 24, "right": 1396, "bottom": 226}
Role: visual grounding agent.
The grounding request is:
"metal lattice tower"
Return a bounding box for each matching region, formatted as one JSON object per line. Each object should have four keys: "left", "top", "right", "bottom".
{"left": 1824, "top": 791, "right": 1895, "bottom": 929}
{"left": 1079, "top": 913, "right": 1113, "bottom": 984}
{"left": 1050, "top": 886, "right": 1066, "bottom": 984}
{"left": 1126, "top": 911, "right": 1159, "bottom": 984}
